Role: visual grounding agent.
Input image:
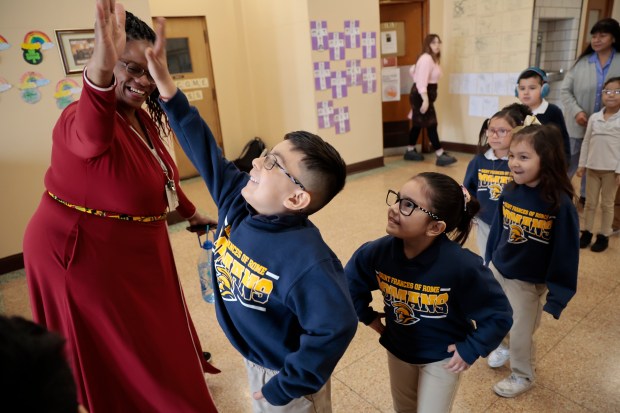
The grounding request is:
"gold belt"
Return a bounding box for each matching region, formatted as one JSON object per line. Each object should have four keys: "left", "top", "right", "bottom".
{"left": 48, "top": 191, "right": 167, "bottom": 222}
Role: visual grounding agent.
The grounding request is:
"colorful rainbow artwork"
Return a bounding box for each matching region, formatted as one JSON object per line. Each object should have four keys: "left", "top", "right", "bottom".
{"left": 0, "top": 35, "right": 10, "bottom": 51}
{"left": 18, "top": 71, "right": 50, "bottom": 90}
{"left": 21, "top": 30, "right": 54, "bottom": 50}
{"left": 54, "top": 78, "right": 82, "bottom": 109}
{"left": 0, "top": 77, "right": 11, "bottom": 93}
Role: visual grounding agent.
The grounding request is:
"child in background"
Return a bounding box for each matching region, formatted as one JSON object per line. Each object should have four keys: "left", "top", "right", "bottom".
{"left": 146, "top": 19, "right": 358, "bottom": 412}
{"left": 577, "top": 76, "right": 620, "bottom": 252}
{"left": 485, "top": 124, "right": 579, "bottom": 398}
{"left": 516, "top": 67, "right": 571, "bottom": 165}
{"left": 346, "top": 172, "right": 512, "bottom": 413}
{"left": 464, "top": 103, "right": 531, "bottom": 257}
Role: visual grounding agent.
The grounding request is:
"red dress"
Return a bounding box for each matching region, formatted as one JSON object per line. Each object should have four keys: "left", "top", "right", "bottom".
{"left": 23, "top": 76, "right": 218, "bottom": 412}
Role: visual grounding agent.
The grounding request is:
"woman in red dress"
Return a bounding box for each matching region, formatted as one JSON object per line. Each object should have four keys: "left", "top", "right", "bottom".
{"left": 22, "top": 1, "right": 218, "bottom": 411}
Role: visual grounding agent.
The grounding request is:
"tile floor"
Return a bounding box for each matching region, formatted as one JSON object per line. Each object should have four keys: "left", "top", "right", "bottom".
{"left": 1, "top": 152, "right": 619, "bottom": 412}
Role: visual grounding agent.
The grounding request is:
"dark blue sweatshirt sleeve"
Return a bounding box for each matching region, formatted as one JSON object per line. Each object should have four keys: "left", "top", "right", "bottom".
{"left": 160, "top": 91, "right": 248, "bottom": 206}
{"left": 344, "top": 242, "right": 381, "bottom": 325}
{"left": 454, "top": 260, "right": 513, "bottom": 364}
{"left": 463, "top": 156, "right": 479, "bottom": 200}
{"left": 543, "top": 196, "right": 579, "bottom": 319}
{"left": 485, "top": 195, "right": 504, "bottom": 265}
{"left": 261, "top": 259, "right": 358, "bottom": 405}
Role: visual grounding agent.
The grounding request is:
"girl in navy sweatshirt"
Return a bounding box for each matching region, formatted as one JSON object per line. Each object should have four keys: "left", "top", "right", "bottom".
{"left": 346, "top": 172, "right": 512, "bottom": 413}
{"left": 485, "top": 124, "right": 579, "bottom": 398}
{"left": 464, "top": 103, "right": 531, "bottom": 258}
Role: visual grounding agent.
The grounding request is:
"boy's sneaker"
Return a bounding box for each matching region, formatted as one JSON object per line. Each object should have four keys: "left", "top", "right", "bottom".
{"left": 487, "top": 345, "right": 510, "bottom": 368}
{"left": 590, "top": 234, "right": 609, "bottom": 252}
{"left": 404, "top": 149, "right": 424, "bottom": 161}
{"left": 579, "top": 230, "right": 593, "bottom": 249}
{"left": 436, "top": 152, "right": 457, "bottom": 166}
{"left": 493, "top": 374, "right": 533, "bottom": 398}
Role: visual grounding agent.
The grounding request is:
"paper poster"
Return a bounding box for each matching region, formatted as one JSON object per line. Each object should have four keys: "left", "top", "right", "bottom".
{"left": 310, "top": 21, "right": 328, "bottom": 51}
{"left": 344, "top": 20, "right": 360, "bottom": 48}
{"left": 380, "top": 30, "right": 397, "bottom": 55}
{"left": 53, "top": 78, "right": 82, "bottom": 109}
{"left": 328, "top": 32, "right": 345, "bottom": 60}
{"left": 21, "top": 30, "right": 54, "bottom": 65}
{"left": 331, "top": 70, "right": 348, "bottom": 99}
{"left": 0, "top": 77, "right": 11, "bottom": 93}
{"left": 0, "top": 35, "right": 11, "bottom": 51}
{"left": 381, "top": 67, "right": 400, "bottom": 102}
{"left": 346, "top": 60, "right": 362, "bottom": 86}
{"left": 18, "top": 71, "right": 49, "bottom": 103}
{"left": 313, "top": 61, "right": 331, "bottom": 91}
{"left": 333, "top": 107, "right": 350, "bottom": 134}
{"left": 362, "top": 67, "right": 376, "bottom": 94}
{"left": 361, "top": 32, "right": 376, "bottom": 59}
{"left": 317, "top": 100, "right": 334, "bottom": 129}
{"left": 469, "top": 95, "right": 499, "bottom": 118}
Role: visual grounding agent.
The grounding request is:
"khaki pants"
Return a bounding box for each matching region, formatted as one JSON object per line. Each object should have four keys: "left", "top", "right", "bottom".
{"left": 244, "top": 358, "right": 332, "bottom": 413}
{"left": 475, "top": 220, "right": 491, "bottom": 263}
{"left": 387, "top": 351, "right": 460, "bottom": 413}
{"left": 584, "top": 169, "right": 618, "bottom": 236}
{"left": 489, "top": 262, "right": 546, "bottom": 380}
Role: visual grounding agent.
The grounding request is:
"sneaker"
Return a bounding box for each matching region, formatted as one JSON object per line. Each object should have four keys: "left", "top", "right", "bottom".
{"left": 579, "top": 230, "right": 593, "bottom": 249}
{"left": 404, "top": 149, "right": 424, "bottom": 161}
{"left": 590, "top": 234, "right": 609, "bottom": 252}
{"left": 493, "top": 374, "right": 533, "bottom": 398}
{"left": 436, "top": 152, "right": 457, "bottom": 166}
{"left": 487, "top": 345, "right": 510, "bottom": 368}
{"left": 202, "top": 351, "right": 212, "bottom": 363}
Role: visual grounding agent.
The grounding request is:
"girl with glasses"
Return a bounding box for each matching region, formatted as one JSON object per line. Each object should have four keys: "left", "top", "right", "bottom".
{"left": 345, "top": 172, "right": 512, "bottom": 413}
{"left": 463, "top": 103, "right": 532, "bottom": 259}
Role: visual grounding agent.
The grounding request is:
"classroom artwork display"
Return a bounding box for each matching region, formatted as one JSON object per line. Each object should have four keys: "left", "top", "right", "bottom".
{"left": 54, "top": 78, "right": 82, "bottom": 109}
{"left": 310, "top": 19, "right": 377, "bottom": 135}
{"left": 0, "top": 77, "right": 12, "bottom": 93}
{"left": 20, "top": 31, "right": 54, "bottom": 65}
{"left": 18, "top": 71, "right": 50, "bottom": 104}
{"left": 0, "top": 35, "right": 11, "bottom": 51}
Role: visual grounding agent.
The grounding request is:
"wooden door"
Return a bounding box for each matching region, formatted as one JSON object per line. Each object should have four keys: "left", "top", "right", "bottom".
{"left": 154, "top": 16, "right": 223, "bottom": 179}
{"left": 581, "top": 0, "right": 614, "bottom": 53}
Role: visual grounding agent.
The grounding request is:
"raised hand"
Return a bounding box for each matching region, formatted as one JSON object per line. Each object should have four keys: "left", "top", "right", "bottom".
{"left": 145, "top": 18, "right": 177, "bottom": 98}
{"left": 87, "top": 0, "right": 126, "bottom": 87}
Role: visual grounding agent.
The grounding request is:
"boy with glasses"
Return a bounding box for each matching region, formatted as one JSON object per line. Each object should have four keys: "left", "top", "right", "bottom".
{"left": 516, "top": 67, "right": 571, "bottom": 165}
{"left": 146, "top": 19, "right": 357, "bottom": 412}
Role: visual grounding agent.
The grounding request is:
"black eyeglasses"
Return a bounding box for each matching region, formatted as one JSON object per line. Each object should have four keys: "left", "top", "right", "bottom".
{"left": 263, "top": 153, "right": 306, "bottom": 190}
{"left": 386, "top": 190, "right": 440, "bottom": 220}
{"left": 118, "top": 60, "right": 155, "bottom": 84}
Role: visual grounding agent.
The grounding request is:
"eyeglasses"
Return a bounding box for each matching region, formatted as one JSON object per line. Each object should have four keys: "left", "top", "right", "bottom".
{"left": 263, "top": 153, "right": 306, "bottom": 190}
{"left": 386, "top": 190, "right": 440, "bottom": 220}
{"left": 602, "top": 89, "right": 620, "bottom": 95}
{"left": 485, "top": 128, "right": 512, "bottom": 138}
{"left": 118, "top": 60, "right": 155, "bottom": 84}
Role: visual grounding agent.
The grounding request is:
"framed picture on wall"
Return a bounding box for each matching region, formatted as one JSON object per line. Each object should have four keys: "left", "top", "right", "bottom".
{"left": 55, "top": 29, "right": 95, "bottom": 75}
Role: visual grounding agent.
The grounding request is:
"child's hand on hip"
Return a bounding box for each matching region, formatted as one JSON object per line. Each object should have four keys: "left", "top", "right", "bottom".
{"left": 444, "top": 344, "right": 470, "bottom": 373}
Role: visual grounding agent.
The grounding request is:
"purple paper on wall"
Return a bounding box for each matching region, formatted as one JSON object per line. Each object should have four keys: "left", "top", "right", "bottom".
{"left": 310, "top": 21, "right": 328, "bottom": 51}
{"left": 317, "top": 100, "right": 334, "bottom": 129}
{"left": 362, "top": 67, "right": 376, "bottom": 94}
{"left": 344, "top": 20, "right": 360, "bottom": 48}
{"left": 362, "top": 32, "right": 376, "bottom": 59}
{"left": 313, "top": 61, "right": 331, "bottom": 91}
{"left": 346, "top": 59, "right": 362, "bottom": 86}
{"left": 334, "top": 106, "right": 350, "bottom": 134}
{"left": 328, "top": 32, "right": 345, "bottom": 60}
{"left": 331, "top": 70, "right": 348, "bottom": 99}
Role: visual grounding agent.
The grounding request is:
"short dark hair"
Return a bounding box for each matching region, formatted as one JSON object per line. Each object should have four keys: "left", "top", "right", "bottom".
{"left": 0, "top": 316, "right": 77, "bottom": 412}
{"left": 284, "top": 131, "right": 346, "bottom": 214}
{"left": 604, "top": 76, "right": 620, "bottom": 88}
{"left": 518, "top": 69, "right": 544, "bottom": 85}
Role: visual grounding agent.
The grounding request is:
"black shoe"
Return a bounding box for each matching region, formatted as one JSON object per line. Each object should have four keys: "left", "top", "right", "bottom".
{"left": 579, "top": 231, "right": 593, "bottom": 249}
{"left": 203, "top": 351, "right": 212, "bottom": 362}
{"left": 404, "top": 149, "right": 424, "bottom": 161}
{"left": 436, "top": 152, "right": 457, "bottom": 166}
{"left": 590, "top": 234, "right": 609, "bottom": 252}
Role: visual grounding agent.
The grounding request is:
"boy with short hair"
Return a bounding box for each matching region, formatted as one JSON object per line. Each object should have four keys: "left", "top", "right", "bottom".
{"left": 147, "top": 20, "right": 358, "bottom": 412}
{"left": 516, "top": 67, "right": 571, "bottom": 164}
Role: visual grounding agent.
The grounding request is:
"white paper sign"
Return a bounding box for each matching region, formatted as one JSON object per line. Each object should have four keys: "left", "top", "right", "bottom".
{"left": 381, "top": 30, "right": 397, "bottom": 55}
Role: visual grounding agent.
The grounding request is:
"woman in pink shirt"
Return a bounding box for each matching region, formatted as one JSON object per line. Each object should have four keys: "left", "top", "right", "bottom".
{"left": 405, "top": 34, "right": 457, "bottom": 166}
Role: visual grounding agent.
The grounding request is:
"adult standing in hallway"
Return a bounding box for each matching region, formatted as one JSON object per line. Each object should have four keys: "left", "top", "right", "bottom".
{"left": 561, "top": 17, "right": 620, "bottom": 207}
{"left": 22, "top": 1, "right": 219, "bottom": 412}
{"left": 404, "top": 34, "right": 457, "bottom": 166}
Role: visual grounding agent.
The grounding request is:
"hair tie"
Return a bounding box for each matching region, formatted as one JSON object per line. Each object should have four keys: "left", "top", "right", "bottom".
{"left": 460, "top": 185, "right": 471, "bottom": 211}
{"left": 512, "top": 115, "right": 541, "bottom": 134}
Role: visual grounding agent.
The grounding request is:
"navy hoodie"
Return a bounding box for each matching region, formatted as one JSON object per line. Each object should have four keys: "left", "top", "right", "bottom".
{"left": 161, "top": 91, "right": 357, "bottom": 406}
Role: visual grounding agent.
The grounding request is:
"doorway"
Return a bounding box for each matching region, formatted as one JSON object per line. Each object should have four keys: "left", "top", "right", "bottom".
{"left": 154, "top": 16, "right": 223, "bottom": 179}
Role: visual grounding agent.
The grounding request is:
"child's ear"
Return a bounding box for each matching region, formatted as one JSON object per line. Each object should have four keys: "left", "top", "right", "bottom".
{"left": 426, "top": 220, "right": 446, "bottom": 237}
{"left": 283, "top": 189, "right": 311, "bottom": 212}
